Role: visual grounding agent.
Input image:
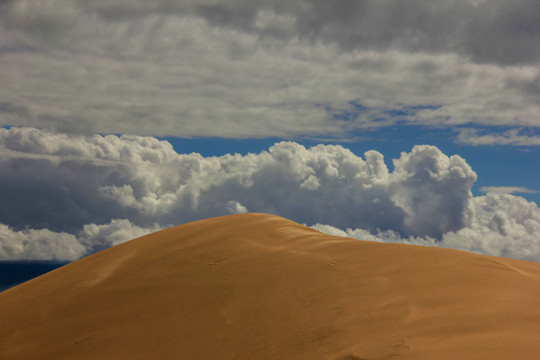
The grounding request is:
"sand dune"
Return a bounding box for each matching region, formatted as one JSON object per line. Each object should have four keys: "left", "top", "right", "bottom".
{"left": 1, "top": 213, "right": 540, "bottom": 359}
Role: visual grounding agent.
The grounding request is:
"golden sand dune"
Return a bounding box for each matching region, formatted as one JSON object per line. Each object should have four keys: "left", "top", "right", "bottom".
{"left": 1, "top": 213, "right": 540, "bottom": 359}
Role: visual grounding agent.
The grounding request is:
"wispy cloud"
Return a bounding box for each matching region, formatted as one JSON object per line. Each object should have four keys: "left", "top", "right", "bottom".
{"left": 480, "top": 186, "right": 539, "bottom": 195}
{"left": 457, "top": 128, "right": 540, "bottom": 146}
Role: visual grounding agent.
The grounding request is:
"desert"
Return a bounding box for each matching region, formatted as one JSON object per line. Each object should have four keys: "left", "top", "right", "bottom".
{"left": 1, "top": 213, "right": 540, "bottom": 359}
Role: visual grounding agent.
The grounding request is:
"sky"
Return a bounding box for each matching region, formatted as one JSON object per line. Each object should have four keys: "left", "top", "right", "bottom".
{"left": 0, "top": 0, "right": 539, "bottom": 264}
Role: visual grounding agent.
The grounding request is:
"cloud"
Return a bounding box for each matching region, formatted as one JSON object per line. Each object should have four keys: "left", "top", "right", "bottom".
{"left": 0, "top": 219, "right": 160, "bottom": 261}
{"left": 314, "top": 193, "right": 540, "bottom": 261}
{"left": 0, "top": 127, "right": 478, "bottom": 237}
{"left": 0, "top": 224, "right": 85, "bottom": 261}
{"left": 456, "top": 128, "right": 540, "bottom": 146}
{"left": 0, "top": 0, "right": 539, "bottom": 139}
{"left": 442, "top": 193, "right": 540, "bottom": 260}
{"left": 77, "top": 0, "right": 540, "bottom": 65}
{"left": 1, "top": 127, "right": 539, "bottom": 261}
{"left": 481, "top": 186, "right": 539, "bottom": 195}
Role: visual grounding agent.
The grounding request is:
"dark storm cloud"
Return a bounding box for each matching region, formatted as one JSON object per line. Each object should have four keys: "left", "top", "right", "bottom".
{"left": 6, "top": 0, "right": 538, "bottom": 65}
{"left": 77, "top": 0, "right": 540, "bottom": 65}
{"left": 1, "top": 0, "right": 539, "bottom": 138}
{"left": 0, "top": 156, "right": 129, "bottom": 233}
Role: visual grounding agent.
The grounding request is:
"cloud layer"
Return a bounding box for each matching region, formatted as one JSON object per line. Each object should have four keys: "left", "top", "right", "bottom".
{"left": 480, "top": 186, "right": 539, "bottom": 195}
{"left": 457, "top": 128, "right": 540, "bottom": 146}
{"left": 1, "top": 0, "right": 539, "bottom": 138}
{"left": 1, "top": 127, "right": 539, "bottom": 261}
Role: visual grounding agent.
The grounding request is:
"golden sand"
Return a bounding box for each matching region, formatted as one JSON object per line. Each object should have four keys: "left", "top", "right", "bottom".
{"left": 1, "top": 213, "right": 540, "bottom": 359}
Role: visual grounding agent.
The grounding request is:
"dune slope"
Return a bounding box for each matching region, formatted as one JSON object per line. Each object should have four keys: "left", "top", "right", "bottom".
{"left": 1, "top": 213, "right": 540, "bottom": 359}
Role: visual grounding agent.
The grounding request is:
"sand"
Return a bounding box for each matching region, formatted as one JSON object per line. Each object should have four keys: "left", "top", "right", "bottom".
{"left": 1, "top": 213, "right": 540, "bottom": 359}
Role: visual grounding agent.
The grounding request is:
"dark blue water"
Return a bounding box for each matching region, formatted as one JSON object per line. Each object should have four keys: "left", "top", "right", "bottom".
{"left": 0, "top": 261, "right": 69, "bottom": 292}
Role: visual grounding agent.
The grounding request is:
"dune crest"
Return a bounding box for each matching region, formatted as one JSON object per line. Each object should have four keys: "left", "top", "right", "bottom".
{"left": 1, "top": 213, "right": 540, "bottom": 359}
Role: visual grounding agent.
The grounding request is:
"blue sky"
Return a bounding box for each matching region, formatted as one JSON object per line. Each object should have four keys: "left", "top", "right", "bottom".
{"left": 0, "top": 0, "right": 540, "bottom": 265}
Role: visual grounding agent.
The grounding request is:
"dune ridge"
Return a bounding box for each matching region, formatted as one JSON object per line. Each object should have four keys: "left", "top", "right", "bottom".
{"left": 1, "top": 213, "right": 540, "bottom": 359}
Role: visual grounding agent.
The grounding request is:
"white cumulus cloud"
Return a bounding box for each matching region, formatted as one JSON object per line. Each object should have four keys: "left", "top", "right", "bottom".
{"left": 1, "top": 127, "right": 539, "bottom": 261}
{"left": 314, "top": 193, "right": 540, "bottom": 262}
{"left": 0, "top": 219, "right": 160, "bottom": 261}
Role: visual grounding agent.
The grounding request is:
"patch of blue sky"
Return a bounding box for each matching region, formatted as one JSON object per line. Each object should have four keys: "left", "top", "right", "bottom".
{"left": 323, "top": 101, "right": 444, "bottom": 132}
{"left": 158, "top": 136, "right": 284, "bottom": 157}
{"left": 320, "top": 100, "right": 368, "bottom": 123}
{"left": 383, "top": 104, "right": 442, "bottom": 118}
